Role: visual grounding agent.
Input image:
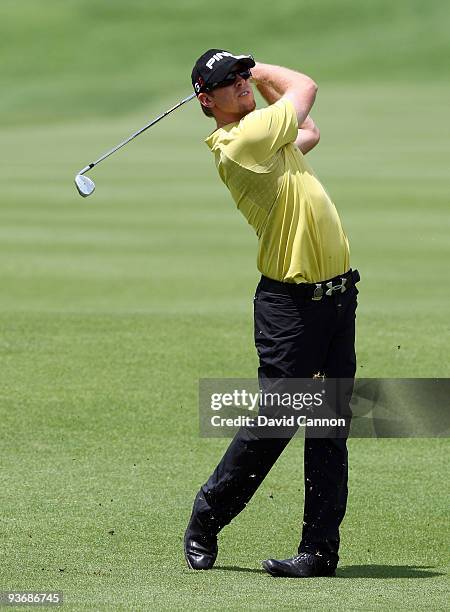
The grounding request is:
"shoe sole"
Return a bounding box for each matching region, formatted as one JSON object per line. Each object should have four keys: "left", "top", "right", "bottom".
{"left": 262, "top": 560, "right": 336, "bottom": 578}
{"left": 183, "top": 537, "right": 197, "bottom": 570}
{"left": 184, "top": 549, "right": 195, "bottom": 570}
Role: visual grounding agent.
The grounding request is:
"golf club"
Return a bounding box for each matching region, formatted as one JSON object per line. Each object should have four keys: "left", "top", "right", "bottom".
{"left": 74, "top": 92, "right": 196, "bottom": 197}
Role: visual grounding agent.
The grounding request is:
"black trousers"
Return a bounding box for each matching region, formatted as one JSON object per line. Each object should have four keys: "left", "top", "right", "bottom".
{"left": 194, "top": 272, "right": 359, "bottom": 564}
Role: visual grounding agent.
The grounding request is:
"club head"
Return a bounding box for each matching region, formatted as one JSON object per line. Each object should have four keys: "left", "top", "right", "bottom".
{"left": 75, "top": 174, "right": 95, "bottom": 198}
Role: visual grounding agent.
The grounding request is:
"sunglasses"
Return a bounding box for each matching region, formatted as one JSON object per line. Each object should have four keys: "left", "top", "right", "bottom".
{"left": 204, "top": 69, "right": 252, "bottom": 92}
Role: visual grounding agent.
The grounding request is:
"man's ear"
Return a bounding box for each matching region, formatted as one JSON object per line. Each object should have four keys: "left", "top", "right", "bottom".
{"left": 198, "top": 92, "right": 214, "bottom": 110}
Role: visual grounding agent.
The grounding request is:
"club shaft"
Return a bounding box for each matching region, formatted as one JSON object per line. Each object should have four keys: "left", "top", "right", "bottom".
{"left": 78, "top": 93, "right": 196, "bottom": 176}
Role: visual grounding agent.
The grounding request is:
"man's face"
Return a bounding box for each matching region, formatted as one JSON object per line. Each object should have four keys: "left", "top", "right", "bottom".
{"left": 199, "top": 69, "right": 256, "bottom": 122}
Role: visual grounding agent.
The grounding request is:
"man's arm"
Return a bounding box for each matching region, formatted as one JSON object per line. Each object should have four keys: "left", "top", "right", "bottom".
{"left": 251, "top": 62, "right": 318, "bottom": 127}
{"left": 254, "top": 74, "right": 320, "bottom": 154}
{"left": 295, "top": 115, "right": 320, "bottom": 154}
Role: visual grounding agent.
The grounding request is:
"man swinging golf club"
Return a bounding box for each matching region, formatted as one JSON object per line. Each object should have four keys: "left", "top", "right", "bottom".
{"left": 185, "top": 49, "right": 360, "bottom": 578}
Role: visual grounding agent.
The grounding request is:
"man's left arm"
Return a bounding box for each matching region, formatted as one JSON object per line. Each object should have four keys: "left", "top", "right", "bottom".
{"left": 254, "top": 78, "right": 320, "bottom": 155}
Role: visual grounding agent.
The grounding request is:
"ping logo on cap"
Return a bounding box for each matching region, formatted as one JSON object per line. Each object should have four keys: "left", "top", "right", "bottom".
{"left": 206, "top": 51, "right": 237, "bottom": 70}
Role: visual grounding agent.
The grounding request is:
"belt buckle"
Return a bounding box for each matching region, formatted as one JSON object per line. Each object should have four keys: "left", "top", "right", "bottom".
{"left": 325, "top": 277, "right": 348, "bottom": 296}
{"left": 312, "top": 284, "right": 323, "bottom": 301}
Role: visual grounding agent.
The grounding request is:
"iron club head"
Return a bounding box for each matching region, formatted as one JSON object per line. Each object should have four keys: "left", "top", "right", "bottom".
{"left": 75, "top": 174, "right": 95, "bottom": 198}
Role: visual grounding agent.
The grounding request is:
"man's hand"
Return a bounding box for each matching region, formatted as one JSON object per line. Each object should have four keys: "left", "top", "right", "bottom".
{"left": 253, "top": 78, "right": 280, "bottom": 105}
{"left": 251, "top": 62, "right": 318, "bottom": 127}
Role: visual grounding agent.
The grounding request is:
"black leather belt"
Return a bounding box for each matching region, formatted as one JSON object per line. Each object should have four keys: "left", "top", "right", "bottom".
{"left": 259, "top": 269, "right": 360, "bottom": 301}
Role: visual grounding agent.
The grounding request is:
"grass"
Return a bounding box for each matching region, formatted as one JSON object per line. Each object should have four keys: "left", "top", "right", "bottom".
{"left": 1, "top": 1, "right": 449, "bottom": 124}
{"left": 0, "top": 0, "right": 449, "bottom": 609}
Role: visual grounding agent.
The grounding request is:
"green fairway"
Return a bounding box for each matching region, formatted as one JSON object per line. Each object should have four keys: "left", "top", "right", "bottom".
{"left": 1, "top": 1, "right": 449, "bottom": 610}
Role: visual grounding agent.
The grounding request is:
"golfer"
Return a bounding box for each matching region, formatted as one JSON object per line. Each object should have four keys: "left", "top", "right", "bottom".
{"left": 185, "top": 49, "right": 360, "bottom": 578}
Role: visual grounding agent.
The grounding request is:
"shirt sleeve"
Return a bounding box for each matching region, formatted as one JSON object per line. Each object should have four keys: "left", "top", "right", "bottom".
{"left": 226, "top": 98, "right": 298, "bottom": 167}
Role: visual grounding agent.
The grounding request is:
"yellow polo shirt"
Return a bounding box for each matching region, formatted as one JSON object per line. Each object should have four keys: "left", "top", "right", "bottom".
{"left": 205, "top": 98, "right": 350, "bottom": 283}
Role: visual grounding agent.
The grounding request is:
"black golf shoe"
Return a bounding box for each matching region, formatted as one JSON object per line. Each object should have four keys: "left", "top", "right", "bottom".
{"left": 184, "top": 500, "right": 219, "bottom": 569}
{"left": 262, "top": 552, "right": 336, "bottom": 578}
{"left": 184, "top": 512, "right": 218, "bottom": 570}
{"left": 184, "top": 532, "right": 218, "bottom": 570}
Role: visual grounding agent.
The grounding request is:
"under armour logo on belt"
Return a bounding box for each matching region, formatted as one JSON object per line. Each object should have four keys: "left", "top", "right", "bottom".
{"left": 312, "top": 277, "right": 348, "bottom": 300}
{"left": 325, "top": 277, "right": 347, "bottom": 296}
